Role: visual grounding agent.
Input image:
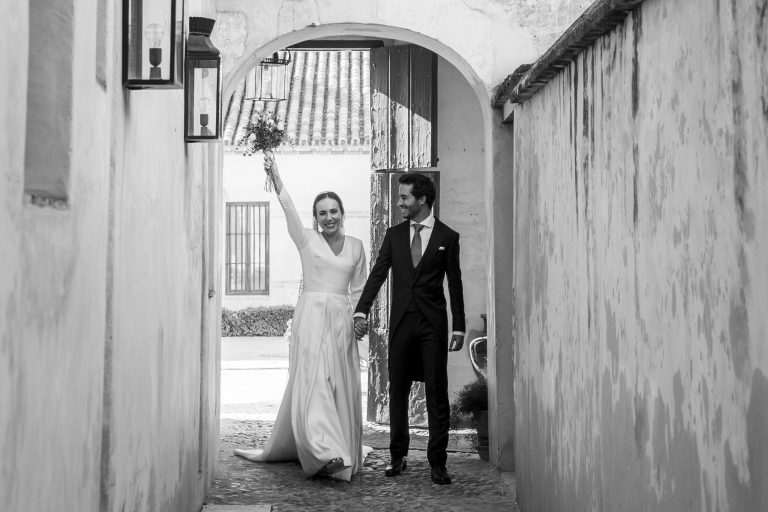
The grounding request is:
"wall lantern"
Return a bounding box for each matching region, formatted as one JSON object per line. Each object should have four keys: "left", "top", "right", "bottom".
{"left": 123, "top": 0, "right": 184, "bottom": 89}
{"left": 184, "top": 17, "right": 222, "bottom": 142}
{"left": 247, "top": 51, "right": 292, "bottom": 102}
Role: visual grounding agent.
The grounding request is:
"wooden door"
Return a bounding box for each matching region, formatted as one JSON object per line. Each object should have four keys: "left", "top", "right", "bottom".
{"left": 368, "top": 45, "right": 438, "bottom": 425}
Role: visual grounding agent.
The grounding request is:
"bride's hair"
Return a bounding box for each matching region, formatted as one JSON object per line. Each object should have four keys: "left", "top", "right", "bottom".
{"left": 311, "top": 191, "right": 346, "bottom": 232}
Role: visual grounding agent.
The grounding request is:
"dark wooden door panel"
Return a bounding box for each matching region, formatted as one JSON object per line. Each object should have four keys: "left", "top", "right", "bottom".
{"left": 370, "top": 45, "right": 437, "bottom": 171}
{"left": 367, "top": 170, "right": 440, "bottom": 425}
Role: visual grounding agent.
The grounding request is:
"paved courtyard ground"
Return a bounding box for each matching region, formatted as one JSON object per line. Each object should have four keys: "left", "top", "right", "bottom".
{"left": 205, "top": 337, "right": 518, "bottom": 511}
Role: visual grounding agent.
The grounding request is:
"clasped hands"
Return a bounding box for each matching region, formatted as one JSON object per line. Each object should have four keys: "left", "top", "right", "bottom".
{"left": 353, "top": 317, "right": 368, "bottom": 340}
{"left": 353, "top": 317, "right": 464, "bottom": 351}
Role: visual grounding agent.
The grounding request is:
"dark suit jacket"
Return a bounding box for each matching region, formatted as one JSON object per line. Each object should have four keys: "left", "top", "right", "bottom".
{"left": 355, "top": 218, "right": 465, "bottom": 339}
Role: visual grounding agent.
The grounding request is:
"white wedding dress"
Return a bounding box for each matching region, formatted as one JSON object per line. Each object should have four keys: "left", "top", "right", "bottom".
{"left": 234, "top": 187, "right": 371, "bottom": 481}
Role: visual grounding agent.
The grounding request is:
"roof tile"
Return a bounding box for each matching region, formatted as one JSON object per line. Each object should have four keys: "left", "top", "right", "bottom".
{"left": 223, "top": 50, "right": 371, "bottom": 152}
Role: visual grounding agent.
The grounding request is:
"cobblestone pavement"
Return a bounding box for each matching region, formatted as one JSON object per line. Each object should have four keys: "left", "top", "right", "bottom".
{"left": 206, "top": 419, "right": 519, "bottom": 511}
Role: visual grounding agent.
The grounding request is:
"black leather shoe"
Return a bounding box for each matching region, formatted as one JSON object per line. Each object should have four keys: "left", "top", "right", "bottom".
{"left": 384, "top": 456, "right": 407, "bottom": 477}
{"left": 430, "top": 464, "right": 452, "bottom": 485}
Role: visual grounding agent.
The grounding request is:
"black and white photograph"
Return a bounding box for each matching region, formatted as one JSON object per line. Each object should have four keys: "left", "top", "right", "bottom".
{"left": 2, "top": 1, "right": 766, "bottom": 511}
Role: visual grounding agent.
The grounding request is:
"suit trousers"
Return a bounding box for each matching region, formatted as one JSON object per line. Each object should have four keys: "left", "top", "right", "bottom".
{"left": 388, "top": 309, "right": 450, "bottom": 467}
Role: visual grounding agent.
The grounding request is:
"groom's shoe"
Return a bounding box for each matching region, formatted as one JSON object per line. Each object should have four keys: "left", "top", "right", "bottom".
{"left": 430, "top": 464, "right": 452, "bottom": 485}
{"left": 384, "top": 456, "right": 407, "bottom": 477}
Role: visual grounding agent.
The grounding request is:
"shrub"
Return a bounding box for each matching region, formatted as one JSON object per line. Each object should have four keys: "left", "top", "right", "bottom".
{"left": 221, "top": 305, "right": 294, "bottom": 337}
{"left": 453, "top": 377, "right": 488, "bottom": 420}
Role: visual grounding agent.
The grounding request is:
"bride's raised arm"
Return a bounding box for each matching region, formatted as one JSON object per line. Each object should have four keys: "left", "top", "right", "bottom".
{"left": 264, "top": 151, "right": 308, "bottom": 251}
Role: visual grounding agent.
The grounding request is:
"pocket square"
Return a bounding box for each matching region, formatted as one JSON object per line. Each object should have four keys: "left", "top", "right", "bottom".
{"left": 438, "top": 246, "right": 446, "bottom": 251}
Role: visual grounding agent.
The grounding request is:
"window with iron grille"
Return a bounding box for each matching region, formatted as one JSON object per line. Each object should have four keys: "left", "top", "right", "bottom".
{"left": 226, "top": 202, "right": 269, "bottom": 294}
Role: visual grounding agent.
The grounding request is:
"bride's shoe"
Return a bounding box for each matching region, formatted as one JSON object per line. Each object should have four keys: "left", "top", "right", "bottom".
{"left": 318, "top": 457, "right": 349, "bottom": 476}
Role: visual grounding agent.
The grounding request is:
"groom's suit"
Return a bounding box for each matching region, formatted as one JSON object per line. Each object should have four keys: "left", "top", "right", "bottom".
{"left": 355, "top": 216, "right": 465, "bottom": 467}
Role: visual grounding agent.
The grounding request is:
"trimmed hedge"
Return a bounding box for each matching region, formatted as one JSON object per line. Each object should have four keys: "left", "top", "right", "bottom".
{"left": 221, "top": 305, "right": 295, "bottom": 337}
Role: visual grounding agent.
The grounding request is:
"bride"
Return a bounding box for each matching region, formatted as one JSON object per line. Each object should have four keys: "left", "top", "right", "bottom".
{"left": 234, "top": 152, "right": 369, "bottom": 481}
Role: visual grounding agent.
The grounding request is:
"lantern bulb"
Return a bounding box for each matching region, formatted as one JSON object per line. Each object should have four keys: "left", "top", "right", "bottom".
{"left": 144, "top": 23, "right": 165, "bottom": 48}
{"left": 198, "top": 96, "right": 212, "bottom": 115}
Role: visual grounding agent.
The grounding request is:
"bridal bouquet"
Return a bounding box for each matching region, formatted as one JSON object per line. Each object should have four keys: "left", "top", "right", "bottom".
{"left": 239, "top": 112, "right": 285, "bottom": 191}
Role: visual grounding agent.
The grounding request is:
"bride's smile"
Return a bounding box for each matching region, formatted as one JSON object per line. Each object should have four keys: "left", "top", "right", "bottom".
{"left": 315, "top": 197, "right": 343, "bottom": 236}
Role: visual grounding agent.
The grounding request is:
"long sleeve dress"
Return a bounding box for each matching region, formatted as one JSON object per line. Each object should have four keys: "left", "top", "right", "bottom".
{"left": 234, "top": 187, "right": 368, "bottom": 481}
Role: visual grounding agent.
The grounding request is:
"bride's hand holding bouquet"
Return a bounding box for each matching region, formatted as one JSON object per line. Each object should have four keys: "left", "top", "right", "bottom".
{"left": 262, "top": 150, "right": 283, "bottom": 194}
{"left": 239, "top": 111, "right": 285, "bottom": 192}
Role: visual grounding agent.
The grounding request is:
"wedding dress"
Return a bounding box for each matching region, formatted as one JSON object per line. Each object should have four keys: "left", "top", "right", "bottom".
{"left": 234, "top": 187, "right": 370, "bottom": 481}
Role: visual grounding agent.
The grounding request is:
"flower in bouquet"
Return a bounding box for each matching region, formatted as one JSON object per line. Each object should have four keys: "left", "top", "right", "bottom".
{"left": 239, "top": 111, "right": 285, "bottom": 191}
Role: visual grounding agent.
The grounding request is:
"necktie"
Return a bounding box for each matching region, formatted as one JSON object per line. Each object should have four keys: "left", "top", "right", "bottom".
{"left": 411, "top": 224, "right": 424, "bottom": 267}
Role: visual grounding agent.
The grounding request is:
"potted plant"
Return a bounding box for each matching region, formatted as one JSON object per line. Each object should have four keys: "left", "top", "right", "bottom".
{"left": 453, "top": 376, "right": 489, "bottom": 460}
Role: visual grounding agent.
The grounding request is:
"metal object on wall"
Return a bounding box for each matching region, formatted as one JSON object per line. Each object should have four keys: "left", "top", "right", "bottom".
{"left": 185, "top": 17, "right": 222, "bottom": 142}
{"left": 123, "top": 0, "right": 183, "bottom": 89}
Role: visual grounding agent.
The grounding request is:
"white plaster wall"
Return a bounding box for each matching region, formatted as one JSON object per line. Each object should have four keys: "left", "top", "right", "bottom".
{"left": 511, "top": 1, "right": 768, "bottom": 510}
{"left": 108, "top": 93, "right": 211, "bottom": 512}
{"left": 435, "top": 56, "right": 488, "bottom": 395}
{"left": 106, "top": 1, "right": 221, "bottom": 509}
{"left": 1, "top": 1, "right": 109, "bottom": 510}
{"left": 222, "top": 152, "right": 372, "bottom": 309}
{"left": 1, "top": 0, "right": 221, "bottom": 510}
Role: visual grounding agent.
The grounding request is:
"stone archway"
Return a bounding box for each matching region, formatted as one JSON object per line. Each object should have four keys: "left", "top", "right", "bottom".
{"left": 216, "top": 19, "right": 512, "bottom": 470}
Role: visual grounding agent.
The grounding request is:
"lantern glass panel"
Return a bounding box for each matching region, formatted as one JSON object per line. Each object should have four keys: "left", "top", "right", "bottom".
{"left": 124, "top": 0, "right": 183, "bottom": 88}
{"left": 256, "top": 64, "right": 287, "bottom": 101}
{"left": 186, "top": 59, "right": 220, "bottom": 139}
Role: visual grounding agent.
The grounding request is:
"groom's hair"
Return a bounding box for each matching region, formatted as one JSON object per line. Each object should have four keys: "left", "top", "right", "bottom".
{"left": 398, "top": 173, "right": 436, "bottom": 207}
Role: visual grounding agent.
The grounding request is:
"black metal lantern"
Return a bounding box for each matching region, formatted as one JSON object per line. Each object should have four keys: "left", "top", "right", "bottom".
{"left": 123, "top": 0, "right": 183, "bottom": 88}
{"left": 248, "top": 51, "right": 292, "bottom": 102}
{"left": 184, "top": 17, "right": 221, "bottom": 142}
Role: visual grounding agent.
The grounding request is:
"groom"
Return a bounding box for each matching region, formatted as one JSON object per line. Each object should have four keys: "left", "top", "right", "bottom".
{"left": 354, "top": 172, "right": 465, "bottom": 485}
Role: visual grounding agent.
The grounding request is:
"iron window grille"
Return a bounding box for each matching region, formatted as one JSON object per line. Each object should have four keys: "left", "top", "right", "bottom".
{"left": 226, "top": 202, "right": 270, "bottom": 295}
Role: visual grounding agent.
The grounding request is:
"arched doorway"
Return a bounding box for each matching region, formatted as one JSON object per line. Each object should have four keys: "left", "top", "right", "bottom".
{"left": 217, "top": 21, "right": 504, "bottom": 467}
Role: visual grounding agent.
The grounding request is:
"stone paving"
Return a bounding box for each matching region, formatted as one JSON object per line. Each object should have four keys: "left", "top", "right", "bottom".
{"left": 206, "top": 419, "right": 519, "bottom": 511}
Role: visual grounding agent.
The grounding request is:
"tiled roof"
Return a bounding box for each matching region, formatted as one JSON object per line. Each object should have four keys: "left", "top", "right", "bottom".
{"left": 223, "top": 50, "right": 372, "bottom": 152}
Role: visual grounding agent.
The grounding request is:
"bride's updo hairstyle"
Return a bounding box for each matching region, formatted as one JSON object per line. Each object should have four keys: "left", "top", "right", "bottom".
{"left": 312, "top": 191, "right": 345, "bottom": 231}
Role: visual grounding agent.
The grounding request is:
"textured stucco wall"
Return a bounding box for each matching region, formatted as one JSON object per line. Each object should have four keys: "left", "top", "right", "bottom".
{"left": 511, "top": 0, "right": 768, "bottom": 510}
{"left": 0, "top": 1, "right": 221, "bottom": 511}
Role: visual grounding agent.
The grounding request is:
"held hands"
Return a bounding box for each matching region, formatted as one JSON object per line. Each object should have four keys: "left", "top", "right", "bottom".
{"left": 353, "top": 317, "right": 368, "bottom": 340}
{"left": 448, "top": 333, "right": 465, "bottom": 352}
{"left": 353, "top": 316, "right": 462, "bottom": 349}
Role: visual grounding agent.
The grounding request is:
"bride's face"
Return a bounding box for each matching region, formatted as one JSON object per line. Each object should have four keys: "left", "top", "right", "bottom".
{"left": 315, "top": 198, "right": 343, "bottom": 235}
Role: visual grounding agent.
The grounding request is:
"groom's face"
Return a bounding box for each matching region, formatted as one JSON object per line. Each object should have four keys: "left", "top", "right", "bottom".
{"left": 398, "top": 183, "right": 427, "bottom": 221}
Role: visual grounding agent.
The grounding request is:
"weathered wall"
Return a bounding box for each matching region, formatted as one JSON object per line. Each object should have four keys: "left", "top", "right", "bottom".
{"left": 510, "top": 0, "right": 768, "bottom": 510}
{"left": 0, "top": 0, "right": 221, "bottom": 510}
